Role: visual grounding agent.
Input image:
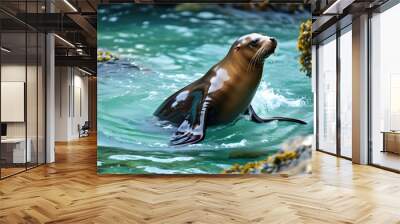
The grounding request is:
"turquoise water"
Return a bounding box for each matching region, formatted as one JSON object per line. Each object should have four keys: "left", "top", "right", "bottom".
{"left": 97, "top": 4, "right": 313, "bottom": 174}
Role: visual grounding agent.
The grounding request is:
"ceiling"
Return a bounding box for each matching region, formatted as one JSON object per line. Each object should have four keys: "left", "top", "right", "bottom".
{"left": 311, "top": 0, "right": 390, "bottom": 43}
{"left": 0, "top": 0, "right": 315, "bottom": 75}
{"left": 0, "top": 0, "right": 102, "bottom": 74}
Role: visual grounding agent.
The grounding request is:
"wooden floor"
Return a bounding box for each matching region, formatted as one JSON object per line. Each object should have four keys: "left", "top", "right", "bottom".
{"left": 1, "top": 167, "right": 26, "bottom": 178}
{"left": 373, "top": 150, "right": 400, "bottom": 171}
{"left": 1, "top": 136, "right": 400, "bottom": 224}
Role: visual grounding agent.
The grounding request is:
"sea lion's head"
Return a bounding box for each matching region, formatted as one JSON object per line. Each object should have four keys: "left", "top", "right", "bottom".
{"left": 230, "top": 33, "right": 277, "bottom": 68}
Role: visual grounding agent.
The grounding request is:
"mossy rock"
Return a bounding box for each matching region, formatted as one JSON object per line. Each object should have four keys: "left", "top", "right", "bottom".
{"left": 222, "top": 136, "right": 312, "bottom": 175}
{"left": 97, "top": 50, "right": 119, "bottom": 62}
{"left": 297, "top": 19, "right": 312, "bottom": 77}
{"left": 175, "top": 3, "right": 205, "bottom": 12}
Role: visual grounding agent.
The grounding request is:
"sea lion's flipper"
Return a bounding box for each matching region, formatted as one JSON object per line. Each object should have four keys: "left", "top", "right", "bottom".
{"left": 246, "top": 105, "right": 307, "bottom": 125}
{"left": 170, "top": 97, "right": 209, "bottom": 146}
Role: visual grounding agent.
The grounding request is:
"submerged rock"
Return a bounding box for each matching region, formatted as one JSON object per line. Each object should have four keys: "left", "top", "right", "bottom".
{"left": 223, "top": 135, "right": 312, "bottom": 175}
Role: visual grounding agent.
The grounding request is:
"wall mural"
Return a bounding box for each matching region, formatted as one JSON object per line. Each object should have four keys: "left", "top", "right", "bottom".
{"left": 97, "top": 4, "right": 313, "bottom": 175}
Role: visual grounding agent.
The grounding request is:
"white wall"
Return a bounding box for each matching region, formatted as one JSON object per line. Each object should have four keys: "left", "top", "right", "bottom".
{"left": 55, "top": 66, "right": 69, "bottom": 141}
{"left": 1, "top": 63, "right": 46, "bottom": 164}
{"left": 55, "top": 67, "right": 89, "bottom": 141}
{"left": 73, "top": 73, "right": 89, "bottom": 137}
{"left": 1, "top": 64, "right": 42, "bottom": 138}
{"left": 1, "top": 65, "right": 26, "bottom": 139}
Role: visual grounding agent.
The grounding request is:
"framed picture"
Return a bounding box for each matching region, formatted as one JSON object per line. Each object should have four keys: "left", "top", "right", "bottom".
{"left": 97, "top": 3, "right": 312, "bottom": 175}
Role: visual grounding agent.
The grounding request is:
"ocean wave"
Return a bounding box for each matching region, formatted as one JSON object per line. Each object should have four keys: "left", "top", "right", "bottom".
{"left": 192, "top": 44, "right": 226, "bottom": 58}
{"left": 109, "top": 155, "right": 194, "bottom": 163}
{"left": 137, "top": 166, "right": 179, "bottom": 174}
{"left": 164, "top": 25, "right": 193, "bottom": 37}
{"left": 135, "top": 44, "right": 145, "bottom": 49}
{"left": 141, "top": 91, "right": 159, "bottom": 101}
{"left": 151, "top": 55, "right": 181, "bottom": 70}
{"left": 160, "top": 13, "right": 180, "bottom": 19}
{"left": 113, "top": 39, "right": 128, "bottom": 43}
{"left": 197, "top": 12, "right": 215, "bottom": 19}
{"left": 209, "top": 20, "right": 229, "bottom": 26}
{"left": 117, "top": 33, "right": 130, "bottom": 38}
{"left": 222, "top": 134, "right": 236, "bottom": 140}
{"left": 189, "top": 18, "right": 200, "bottom": 23}
{"left": 137, "top": 166, "right": 207, "bottom": 174}
{"left": 184, "top": 168, "right": 207, "bottom": 174}
{"left": 221, "top": 139, "right": 247, "bottom": 148}
{"left": 253, "top": 83, "right": 305, "bottom": 110}
{"left": 99, "top": 35, "right": 114, "bottom": 40}
{"left": 166, "top": 73, "right": 192, "bottom": 81}
{"left": 149, "top": 142, "right": 169, "bottom": 147}
{"left": 109, "top": 16, "right": 118, "bottom": 22}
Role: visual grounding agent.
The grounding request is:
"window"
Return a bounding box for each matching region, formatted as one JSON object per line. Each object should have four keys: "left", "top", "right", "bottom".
{"left": 317, "top": 35, "right": 337, "bottom": 154}
{"left": 339, "top": 26, "right": 352, "bottom": 158}
{"left": 0, "top": 2, "right": 46, "bottom": 179}
{"left": 370, "top": 3, "right": 400, "bottom": 171}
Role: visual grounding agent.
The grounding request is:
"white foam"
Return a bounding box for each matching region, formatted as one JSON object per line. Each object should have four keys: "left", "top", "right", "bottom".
{"left": 209, "top": 20, "right": 228, "bottom": 26}
{"left": 137, "top": 166, "right": 179, "bottom": 174}
{"left": 141, "top": 91, "right": 158, "bottom": 101}
{"left": 161, "top": 124, "right": 174, "bottom": 129}
{"left": 189, "top": 18, "right": 200, "bottom": 23}
{"left": 114, "top": 39, "right": 127, "bottom": 43}
{"left": 221, "top": 139, "right": 247, "bottom": 148}
{"left": 150, "top": 142, "right": 169, "bottom": 147}
{"left": 197, "top": 12, "right": 215, "bottom": 19}
{"left": 136, "top": 166, "right": 207, "bottom": 174}
{"left": 253, "top": 83, "right": 304, "bottom": 110}
{"left": 117, "top": 33, "right": 130, "bottom": 38}
{"left": 180, "top": 11, "right": 192, "bottom": 16}
{"left": 109, "top": 155, "right": 193, "bottom": 163}
{"left": 164, "top": 25, "right": 193, "bottom": 37}
{"left": 222, "top": 134, "right": 236, "bottom": 140}
{"left": 135, "top": 44, "right": 145, "bottom": 49}
{"left": 109, "top": 17, "right": 118, "bottom": 22}
{"left": 184, "top": 168, "right": 207, "bottom": 174}
{"left": 99, "top": 35, "right": 114, "bottom": 40}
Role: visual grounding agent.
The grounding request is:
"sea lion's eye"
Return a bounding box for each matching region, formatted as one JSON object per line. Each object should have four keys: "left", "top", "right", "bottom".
{"left": 249, "top": 39, "right": 259, "bottom": 47}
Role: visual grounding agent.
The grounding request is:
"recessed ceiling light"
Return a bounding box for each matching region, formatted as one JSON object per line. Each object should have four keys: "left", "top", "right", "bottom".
{"left": 54, "top": 34, "right": 75, "bottom": 48}
{"left": 63, "top": 0, "right": 78, "bottom": 12}
{"left": 1, "top": 47, "right": 11, "bottom": 53}
{"left": 322, "top": 0, "right": 354, "bottom": 15}
{"left": 78, "top": 67, "right": 93, "bottom": 76}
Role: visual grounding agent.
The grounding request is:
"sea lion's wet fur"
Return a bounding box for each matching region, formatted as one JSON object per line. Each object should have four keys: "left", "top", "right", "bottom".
{"left": 154, "top": 33, "right": 306, "bottom": 146}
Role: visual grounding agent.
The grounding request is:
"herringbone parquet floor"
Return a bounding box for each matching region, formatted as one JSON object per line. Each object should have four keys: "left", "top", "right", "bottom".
{"left": 1, "top": 135, "right": 400, "bottom": 224}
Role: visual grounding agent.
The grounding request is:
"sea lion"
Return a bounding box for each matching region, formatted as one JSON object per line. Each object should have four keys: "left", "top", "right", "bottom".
{"left": 154, "top": 33, "right": 306, "bottom": 146}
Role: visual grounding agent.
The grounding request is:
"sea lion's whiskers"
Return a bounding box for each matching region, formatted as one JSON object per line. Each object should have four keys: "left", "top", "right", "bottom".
{"left": 249, "top": 49, "right": 260, "bottom": 71}
{"left": 252, "top": 45, "right": 265, "bottom": 70}
{"left": 250, "top": 46, "right": 264, "bottom": 71}
{"left": 249, "top": 54, "right": 257, "bottom": 71}
{"left": 248, "top": 52, "right": 258, "bottom": 72}
{"left": 257, "top": 45, "right": 268, "bottom": 65}
{"left": 254, "top": 49, "right": 263, "bottom": 65}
